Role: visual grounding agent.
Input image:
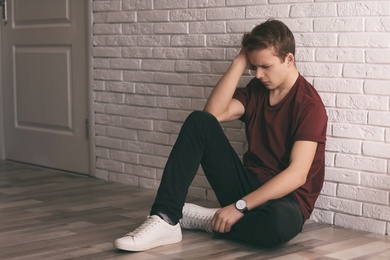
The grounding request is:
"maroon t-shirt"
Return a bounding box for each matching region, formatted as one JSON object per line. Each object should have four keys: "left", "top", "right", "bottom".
{"left": 233, "top": 74, "right": 327, "bottom": 220}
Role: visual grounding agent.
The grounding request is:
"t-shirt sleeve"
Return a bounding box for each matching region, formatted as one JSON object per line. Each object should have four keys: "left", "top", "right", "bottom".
{"left": 294, "top": 101, "right": 328, "bottom": 144}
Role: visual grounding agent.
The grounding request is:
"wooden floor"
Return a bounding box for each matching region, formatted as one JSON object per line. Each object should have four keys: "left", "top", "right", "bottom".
{"left": 1, "top": 161, "right": 390, "bottom": 260}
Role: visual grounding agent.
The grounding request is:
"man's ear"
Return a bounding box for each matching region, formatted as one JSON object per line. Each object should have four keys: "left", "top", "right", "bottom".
{"left": 286, "top": 53, "right": 295, "bottom": 66}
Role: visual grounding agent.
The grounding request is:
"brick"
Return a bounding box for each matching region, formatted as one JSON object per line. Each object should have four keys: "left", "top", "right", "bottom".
{"left": 169, "top": 85, "right": 204, "bottom": 98}
{"left": 326, "top": 108, "right": 367, "bottom": 124}
{"left": 315, "top": 196, "right": 362, "bottom": 215}
{"left": 314, "top": 18, "right": 363, "bottom": 32}
{"left": 156, "top": 97, "right": 192, "bottom": 109}
{"left": 110, "top": 150, "right": 138, "bottom": 163}
{"left": 320, "top": 181, "right": 337, "bottom": 196}
{"left": 139, "top": 154, "right": 168, "bottom": 168}
{"left": 153, "top": 120, "right": 182, "bottom": 134}
{"left": 316, "top": 48, "right": 364, "bottom": 62}
{"left": 337, "top": 94, "right": 388, "bottom": 110}
{"left": 190, "top": 21, "right": 226, "bottom": 34}
{"left": 110, "top": 59, "right": 140, "bottom": 70}
{"left": 122, "top": 47, "right": 153, "bottom": 58}
{"left": 325, "top": 167, "right": 360, "bottom": 185}
{"left": 189, "top": 48, "right": 225, "bottom": 60}
{"left": 338, "top": 184, "right": 389, "bottom": 204}
{"left": 93, "top": 24, "right": 121, "bottom": 35}
{"left": 123, "top": 71, "right": 155, "bottom": 83}
{"left": 339, "top": 33, "right": 390, "bottom": 48}
{"left": 137, "top": 10, "right": 169, "bottom": 22}
{"left": 188, "top": 74, "right": 221, "bottom": 86}
{"left": 310, "top": 209, "right": 334, "bottom": 225}
{"left": 95, "top": 147, "right": 109, "bottom": 159}
{"left": 95, "top": 92, "right": 125, "bottom": 104}
{"left": 153, "top": 48, "right": 188, "bottom": 59}
{"left": 366, "top": 49, "right": 390, "bottom": 63}
{"left": 211, "top": 61, "right": 230, "bottom": 73}
{"left": 131, "top": 165, "right": 157, "bottom": 178}
{"left": 171, "top": 35, "right": 206, "bottom": 46}
{"left": 297, "top": 63, "right": 342, "bottom": 77}
{"left": 154, "top": 0, "right": 187, "bottom": 9}
{"left": 366, "top": 18, "right": 390, "bottom": 32}
{"left": 135, "top": 83, "right": 169, "bottom": 96}
{"left": 207, "top": 7, "right": 245, "bottom": 20}
{"left": 106, "top": 126, "right": 138, "bottom": 140}
{"left": 138, "top": 131, "right": 169, "bottom": 145}
{"left": 326, "top": 137, "right": 362, "bottom": 154}
{"left": 226, "top": 20, "right": 258, "bottom": 33}
{"left": 122, "top": 117, "right": 153, "bottom": 130}
{"left": 295, "top": 33, "right": 337, "bottom": 47}
{"left": 189, "top": 0, "right": 225, "bottom": 8}
{"left": 125, "top": 94, "right": 157, "bottom": 107}
{"left": 368, "top": 111, "right": 390, "bottom": 127}
{"left": 363, "top": 204, "right": 390, "bottom": 222}
{"left": 123, "top": 24, "right": 154, "bottom": 34}
{"left": 363, "top": 141, "right": 390, "bottom": 158}
{"left": 246, "top": 5, "right": 289, "bottom": 18}
{"left": 314, "top": 78, "right": 363, "bottom": 93}
{"left": 290, "top": 3, "right": 337, "bottom": 17}
{"left": 333, "top": 120, "right": 370, "bottom": 139}
{"left": 132, "top": 106, "right": 168, "bottom": 120}
{"left": 106, "top": 104, "right": 135, "bottom": 116}
{"left": 338, "top": 2, "right": 390, "bottom": 16}
{"left": 155, "top": 72, "right": 188, "bottom": 85}
{"left": 92, "top": 1, "right": 121, "bottom": 12}
{"left": 106, "top": 81, "right": 134, "bottom": 93}
{"left": 227, "top": 0, "right": 266, "bottom": 5}
{"left": 154, "top": 23, "right": 188, "bottom": 34}
{"left": 94, "top": 169, "right": 109, "bottom": 181}
{"left": 95, "top": 136, "right": 122, "bottom": 150}
{"left": 191, "top": 99, "right": 207, "bottom": 110}
{"left": 295, "top": 48, "right": 314, "bottom": 62}
{"left": 93, "top": 58, "right": 110, "bottom": 69}
{"left": 175, "top": 60, "right": 211, "bottom": 73}
{"left": 207, "top": 34, "right": 242, "bottom": 47}
{"left": 171, "top": 9, "right": 206, "bottom": 21}
{"left": 95, "top": 114, "right": 122, "bottom": 126}
{"left": 335, "top": 213, "right": 386, "bottom": 235}
{"left": 138, "top": 35, "right": 170, "bottom": 46}
{"left": 122, "top": 0, "right": 153, "bottom": 10}
{"left": 142, "top": 60, "right": 175, "bottom": 72}
{"left": 96, "top": 158, "right": 124, "bottom": 172}
{"left": 282, "top": 19, "right": 313, "bottom": 32}
{"left": 107, "top": 12, "right": 136, "bottom": 23}
{"left": 154, "top": 144, "right": 172, "bottom": 157}
{"left": 344, "top": 64, "right": 390, "bottom": 80}
{"left": 123, "top": 141, "right": 154, "bottom": 155}
{"left": 335, "top": 154, "right": 386, "bottom": 173}
{"left": 94, "top": 70, "right": 119, "bottom": 82}
{"left": 93, "top": 47, "right": 121, "bottom": 58}
{"left": 168, "top": 110, "right": 191, "bottom": 122}
{"left": 361, "top": 172, "right": 390, "bottom": 190}
{"left": 318, "top": 93, "right": 335, "bottom": 107}
{"left": 93, "top": 35, "right": 137, "bottom": 46}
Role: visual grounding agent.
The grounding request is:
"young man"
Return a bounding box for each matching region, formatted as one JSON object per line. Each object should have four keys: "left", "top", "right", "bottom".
{"left": 114, "top": 19, "right": 327, "bottom": 251}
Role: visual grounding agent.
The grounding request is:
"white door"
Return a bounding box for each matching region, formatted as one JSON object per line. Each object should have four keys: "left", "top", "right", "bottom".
{"left": 1, "top": 0, "right": 90, "bottom": 174}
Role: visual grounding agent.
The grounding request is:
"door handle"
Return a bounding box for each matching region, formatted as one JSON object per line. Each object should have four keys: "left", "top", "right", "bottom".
{"left": 0, "top": 0, "right": 7, "bottom": 25}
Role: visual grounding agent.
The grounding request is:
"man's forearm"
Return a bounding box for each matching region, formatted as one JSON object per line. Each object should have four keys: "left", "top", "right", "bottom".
{"left": 203, "top": 53, "right": 248, "bottom": 118}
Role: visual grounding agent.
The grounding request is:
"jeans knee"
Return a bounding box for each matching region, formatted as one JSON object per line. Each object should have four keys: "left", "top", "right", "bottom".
{"left": 184, "top": 110, "right": 218, "bottom": 127}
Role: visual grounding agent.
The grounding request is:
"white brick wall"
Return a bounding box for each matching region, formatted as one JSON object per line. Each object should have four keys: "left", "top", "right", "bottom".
{"left": 92, "top": 0, "right": 390, "bottom": 236}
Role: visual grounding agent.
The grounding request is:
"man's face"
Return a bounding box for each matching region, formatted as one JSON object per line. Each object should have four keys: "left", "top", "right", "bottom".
{"left": 247, "top": 47, "right": 291, "bottom": 90}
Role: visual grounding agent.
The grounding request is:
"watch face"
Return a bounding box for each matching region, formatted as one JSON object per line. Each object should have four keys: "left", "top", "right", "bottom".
{"left": 236, "top": 199, "right": 246, "bottom": 210}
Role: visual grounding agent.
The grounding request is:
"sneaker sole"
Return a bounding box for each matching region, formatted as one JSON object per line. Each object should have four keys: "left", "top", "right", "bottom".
{"left": 114, "top": 236, "right": 182, "bottom": 252}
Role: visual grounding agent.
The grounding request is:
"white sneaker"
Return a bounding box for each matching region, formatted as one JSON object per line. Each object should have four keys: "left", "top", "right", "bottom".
{"left": 114, "top": 215, "right": 182, "bottom": 251}
{"left": 180, "top": 203, "right": 219, "bottom": 233}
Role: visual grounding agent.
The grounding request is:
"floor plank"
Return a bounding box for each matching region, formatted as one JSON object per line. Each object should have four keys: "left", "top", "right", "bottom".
{"left": 1, "top": 161, "right": 389, "bottom": 260}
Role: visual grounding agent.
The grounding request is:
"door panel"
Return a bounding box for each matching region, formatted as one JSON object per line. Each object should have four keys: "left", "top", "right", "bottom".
{"left": 2, "top": 0, "right": 89, "bottom": 174}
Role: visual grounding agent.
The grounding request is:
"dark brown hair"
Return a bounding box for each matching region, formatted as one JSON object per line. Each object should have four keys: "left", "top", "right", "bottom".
{"left": 242, "top": 19, "right": 295, "bottom": 62}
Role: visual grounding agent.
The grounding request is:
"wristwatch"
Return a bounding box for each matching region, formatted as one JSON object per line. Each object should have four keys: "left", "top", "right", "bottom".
{"left": 235, "top": 199, "right": 248, "bottom": 214}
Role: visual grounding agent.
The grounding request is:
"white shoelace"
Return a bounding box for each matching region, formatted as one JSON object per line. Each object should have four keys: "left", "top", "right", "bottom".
{"left": 182, "top": 211, "right": 213, "bottom": 233}
{"left": 126, "top": 216, "right": 159, "bottom": 238}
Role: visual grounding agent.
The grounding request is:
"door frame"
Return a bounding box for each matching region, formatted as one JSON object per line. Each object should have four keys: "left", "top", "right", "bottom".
{"left": 0, "top": 0, "right": 95, "bottom": 175}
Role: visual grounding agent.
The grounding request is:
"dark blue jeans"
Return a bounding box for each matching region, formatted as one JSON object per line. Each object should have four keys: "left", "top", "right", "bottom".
{"left": 150, "top": 111, "right": 304, "bottom": 248}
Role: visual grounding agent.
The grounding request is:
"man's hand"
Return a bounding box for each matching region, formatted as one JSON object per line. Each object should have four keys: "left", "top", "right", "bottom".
{"left": 234, "top": 48, "right": 252, "bottom": 71}
{"left": 211, "top": 204, "right": 244, "bottom": 233}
